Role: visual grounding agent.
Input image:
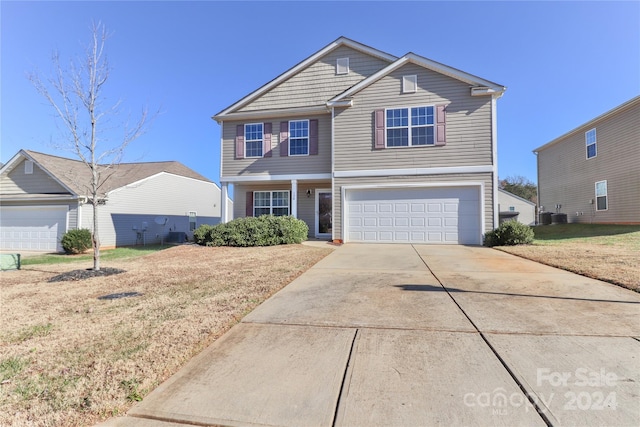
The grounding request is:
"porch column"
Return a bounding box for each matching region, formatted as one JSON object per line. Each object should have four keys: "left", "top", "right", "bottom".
{"left": 291, "top": 179, "right": 298, "bottom": 218}
{"left": 220, "top": 182, "right": 229, "bottom": 223}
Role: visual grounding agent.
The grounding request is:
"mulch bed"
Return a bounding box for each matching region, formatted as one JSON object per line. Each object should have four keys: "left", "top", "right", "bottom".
{"left": 48, "top": 267, "right": 126, "bottom": 283}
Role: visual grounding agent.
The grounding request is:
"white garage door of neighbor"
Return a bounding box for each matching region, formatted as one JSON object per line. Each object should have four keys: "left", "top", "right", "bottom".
{"left": 346, "top": 187, "right": 481, "bottom": 244}
{"left": 0, "top": 206, "right": 68, "bottom": 252}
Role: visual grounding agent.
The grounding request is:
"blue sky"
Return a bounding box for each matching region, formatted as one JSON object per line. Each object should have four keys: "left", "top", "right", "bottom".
{"left": 2, "top": 1, "right": 639, "bottom": 187}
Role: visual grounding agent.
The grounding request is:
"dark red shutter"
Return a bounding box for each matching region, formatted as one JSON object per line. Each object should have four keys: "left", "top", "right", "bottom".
{"left": 264, "top": 123, "right": 272, "bottom": 157}
{"left": 245, "top": 191, "right": 253, "bottom": 217}
{"left": 436, "top": 105, "right": 446, "bottom": 146}
{"left": 309, "top": 119, "right": 319, "bottom": 155}
{"left": 280, "top": 122, "right": 289, "bottom": 157}
{"left": 374, "top": 110, "right": 385, "bottom": 149}
{"left": 235, "top": 125, "right": 245, "bottom": 159}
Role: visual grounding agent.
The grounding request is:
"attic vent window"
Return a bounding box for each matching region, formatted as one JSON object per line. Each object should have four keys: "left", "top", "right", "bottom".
{"left": 403, "top": 75, "right": 417, "bottom": 93}
{"left": 24, "top": 160, "right": 34, "bottom": 174}
{"left": 336, "top": 57, "right": 349, "bottom": 75}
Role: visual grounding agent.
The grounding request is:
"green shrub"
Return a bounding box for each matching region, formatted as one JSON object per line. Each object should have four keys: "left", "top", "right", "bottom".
{"left": 60, "top": 228, "right": 92, "bottom": 254}
{"left": 484, "top": 220, "right": 534, "bottom": 247}
{"left": 194, "top": 216, "right": 309, "bottom": 247}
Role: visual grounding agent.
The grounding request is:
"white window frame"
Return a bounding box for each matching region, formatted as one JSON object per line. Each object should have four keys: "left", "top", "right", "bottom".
{"left": 244, "top": 123, "right": 264, "bottom": 158}
{"left": 402, "top": 75, "right": 417, "bottom": 93}
{"left": 24, "top": 160, "right": 34, "bottom": 174}
{"left": 254, "top": 190, "right": 290, "bottom": 216}
{"left": 586, "top": 128, "right": 597, "bottom": 159}
{"left": 595, "top": 180, "right": 608, "bottom": 211}
{"left": 336, "top": 57, "right": 349, "bottom": 75}
{"left": 288, "top": 120, "right": 309, "bottom": 156}
{"left": 385, "top": 105, "right": 435, "bottom": 148}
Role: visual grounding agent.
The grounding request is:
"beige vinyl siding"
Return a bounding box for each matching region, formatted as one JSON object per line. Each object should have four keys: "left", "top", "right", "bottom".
{"left": 333, "top": 173, "right": 494, "bottom": 240}
{"left": 537, "top": 100, "right": 640, "bottom": 224}
{"left": 221, "top": 114, "right": 331, "bottom": 177}
{"left": 1, "top": 158, "right": 70, "bottom": 194}
{"left": 239, "top": 46, "right": 390, "bottom": 112}
{"left": 234, "top": 181, "right": 331, "bottom": 238}
{"left": 83, "top": 173, "right": 221, "bottom": 247}
{"left": 334, "top": 63, "right": 493, "bottom": 171}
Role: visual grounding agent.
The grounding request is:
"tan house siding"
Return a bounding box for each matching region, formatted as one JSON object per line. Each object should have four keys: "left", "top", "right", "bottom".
{"left": 239, "top": 46, "right": 391, "bottom": 112}
{"left": 537, "top": 98, "right": 640, "bottom": 224}
{"left": 334, "top": 63, "right": 493, "bottom": 172}
{"left": 0, "top": 158, "right": 69, "bottom": 195}
{"left": 221, "top": 114, "right": 332, "bottom": 177}
{"left": 333, "top": 173, "right": 494, "bottom": 240}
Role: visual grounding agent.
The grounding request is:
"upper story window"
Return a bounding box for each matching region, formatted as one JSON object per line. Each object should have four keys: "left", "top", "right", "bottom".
{"left": 586, "top": 128, "right": 597, "bottom": 159}
{"left": 289, "top": 120, "right": 309, "bottom": 156}
{"left": 254, "top": 191, "right": 290, "bottom": 216}
{"left": 24, "top": 160, "right": 34, "bottom": 174}
{"left": 386, "top": 106, "right": 435, "bottom": 147}
{"left": 336, "top": 57, "right": 349, "bottom": 75}
{"left": 245, "top": 123, "right": 263, "bottom": 158}
{"left": 402, "top": 75, "right": 417, "bottom": 93}
{"left": 595, "top": 180, "right": 607, "bottom": 211}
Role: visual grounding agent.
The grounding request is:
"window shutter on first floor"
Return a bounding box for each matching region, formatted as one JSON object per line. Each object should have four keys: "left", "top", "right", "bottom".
{"left": 309, "top": 119, "right": 319, "bottom": 155}
{"left": 264, "top": 123, "right": 272, "bottom": 157}
{"left": 280, "top": 121, "right": 289, "bottom": 157}
{"left": 246, "top": 191, "right": 253, "bottom": 217}
{"left": 374, "top": 109, "right": 385, "bottom": 149}
{"left": 436, "top": 105, "right": 446, "bottom": 146}
{"left": 235, "top": 125, "right": 245, "bottom": 159}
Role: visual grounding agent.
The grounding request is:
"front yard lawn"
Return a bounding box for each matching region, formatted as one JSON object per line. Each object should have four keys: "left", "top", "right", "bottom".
{"left": 497, "top": 224, "right": 640, "bottom": 292}
{"left": 0, "top": 244, "right": 332, "bottom": 426}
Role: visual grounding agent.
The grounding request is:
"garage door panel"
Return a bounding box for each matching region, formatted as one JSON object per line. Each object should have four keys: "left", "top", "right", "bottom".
{"left": 0, "top": 206, "right": 68, "bottom": 252}
{"left": 346, "top": 187, "right": 481, "bottom": 245}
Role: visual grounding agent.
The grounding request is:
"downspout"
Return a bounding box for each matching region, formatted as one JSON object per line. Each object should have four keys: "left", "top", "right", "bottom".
{"left": 491, "top": 94, "right": 499, "bottom": 230}
{"left": 331, "top": 106, "right": 336, "bottom": 242}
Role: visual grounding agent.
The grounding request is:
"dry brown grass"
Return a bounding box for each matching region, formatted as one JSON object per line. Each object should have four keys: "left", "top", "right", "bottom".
{"left": 0, "top": 244, "right": 331, "bottom": 426}
{"left": 498, "top": 242, "right": 639, "bottom": 292}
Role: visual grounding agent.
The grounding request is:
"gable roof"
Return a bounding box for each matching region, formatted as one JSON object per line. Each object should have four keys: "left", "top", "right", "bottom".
{"left": 213, "top": 37, "right": 397, "bottom": 119}
{"left": 329, "top": 52, "right": 505, "bottom": 104}
{"left": 0, "top": 150, "right": 212, "bottom": 197}
{"left": 533, "top": 95, "right": 640, "bottom": 153}
{"left": 498, "top": 188, "right": 536, "bottom": 206}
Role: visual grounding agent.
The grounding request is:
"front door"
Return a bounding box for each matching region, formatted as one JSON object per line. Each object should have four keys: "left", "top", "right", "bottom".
{"left": 315, "top": 189, "right": 332, "bottom": 238}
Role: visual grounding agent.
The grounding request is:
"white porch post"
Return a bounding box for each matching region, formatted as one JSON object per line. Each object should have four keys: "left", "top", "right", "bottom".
{"left": 220, "top": 182, "right": 229, "bottom": 223}
{"left": 291, "top": 179, "right": 298, "bottom": 218}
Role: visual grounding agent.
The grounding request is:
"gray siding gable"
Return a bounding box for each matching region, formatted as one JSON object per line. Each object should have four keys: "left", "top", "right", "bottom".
{"left": 0, "top": 158, "right": 70, "bottom": 195}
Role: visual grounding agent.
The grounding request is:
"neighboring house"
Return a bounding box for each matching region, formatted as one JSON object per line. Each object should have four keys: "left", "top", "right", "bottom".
{"left": 534, "top": 96, "right": 640, "bottom": 224}
{"left": 213, "top": 37, "right": 505, "bottom": 245}
{"left": 497, "top": 188, "right": 536, "bottom": 225}
{"left": 0, "top": 150, "right": 232, "bottom": 252}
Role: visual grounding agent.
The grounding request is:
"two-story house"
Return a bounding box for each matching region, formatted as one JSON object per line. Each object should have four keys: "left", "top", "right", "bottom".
{"left": 214, "top": 38, "right": 506, "bottom": 244}
{"left": 534, "top": 96, "right": 640, "bottom": 224}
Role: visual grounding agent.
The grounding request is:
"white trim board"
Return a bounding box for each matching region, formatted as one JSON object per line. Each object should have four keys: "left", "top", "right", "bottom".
{"left": 221, "top": 173, "right": 331, "bottom": 183}
{"left": 334, "top": 165, "right": 494, "bottom": 178}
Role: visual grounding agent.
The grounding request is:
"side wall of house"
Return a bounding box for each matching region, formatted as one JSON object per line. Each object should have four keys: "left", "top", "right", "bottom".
{"left": 498, "top": 192, "right": 536, "bottom": 225}
{"left": 537, "top": 101, "right": 640, "bottom": 223}
{"left": 82, "top": 173, "right": 221, "bottom": 247}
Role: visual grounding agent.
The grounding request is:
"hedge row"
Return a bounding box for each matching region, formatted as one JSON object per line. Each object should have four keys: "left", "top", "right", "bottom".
{"left": 194, "top": 215, "right": 308, "bottom": 247}
{"left": 483, "top": 220, "right": 534, "bottom": 247}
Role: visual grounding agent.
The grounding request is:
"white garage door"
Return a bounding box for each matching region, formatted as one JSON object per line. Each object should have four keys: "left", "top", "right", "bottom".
{"left": 0, "top": 206, "right": 68, "bottom": 252}
{"left": 346, "top": 187, "right": 481, "bottom": 244}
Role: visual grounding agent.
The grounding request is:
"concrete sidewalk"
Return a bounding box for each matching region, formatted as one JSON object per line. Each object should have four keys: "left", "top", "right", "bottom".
{"left": 100, "top": 244, "right": 640, "bottom": 427}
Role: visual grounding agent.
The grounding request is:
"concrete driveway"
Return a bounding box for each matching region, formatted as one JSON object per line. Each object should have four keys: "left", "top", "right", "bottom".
{"left": 101, "top": 244, "right": 640, "bottom": 427}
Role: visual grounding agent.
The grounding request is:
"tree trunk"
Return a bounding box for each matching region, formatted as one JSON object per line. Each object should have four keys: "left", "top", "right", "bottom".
{"left": 92, "top": 199, "right": 101, "bottom": 271}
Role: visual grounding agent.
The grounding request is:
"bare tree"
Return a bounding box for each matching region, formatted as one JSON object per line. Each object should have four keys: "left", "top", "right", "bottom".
{"left": 29, "top": 21, "right": 153, "bottom": 270}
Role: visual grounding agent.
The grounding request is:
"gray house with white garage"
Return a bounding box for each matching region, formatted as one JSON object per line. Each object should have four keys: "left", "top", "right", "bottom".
{"left": 0, "top": 150, "right": 231, "bottom": 252}
{"left": 214, "top": 37, "right": 505, "bottom": 244}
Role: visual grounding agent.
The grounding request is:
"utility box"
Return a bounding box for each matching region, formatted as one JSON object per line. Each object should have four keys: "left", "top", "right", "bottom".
{"left": 0, "top": 254, "right": 21, "bottom": 271}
